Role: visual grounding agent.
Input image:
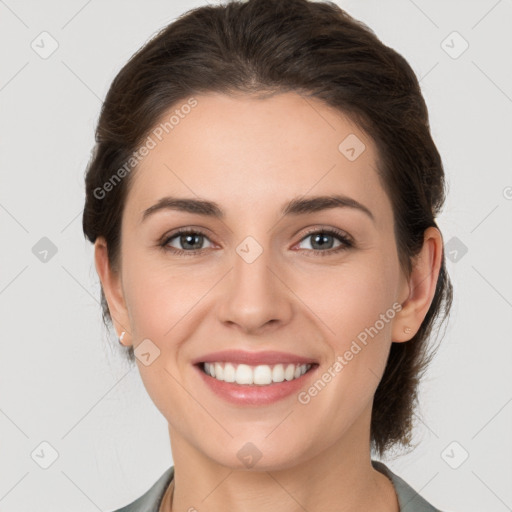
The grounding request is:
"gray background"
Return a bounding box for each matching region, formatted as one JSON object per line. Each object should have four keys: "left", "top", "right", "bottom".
{"left": 1, "top": 0, "right": 511, "bottom": 511}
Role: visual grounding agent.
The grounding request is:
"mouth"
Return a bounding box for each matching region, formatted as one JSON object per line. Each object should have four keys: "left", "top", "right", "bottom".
{"left": 191, "top": 349, "right": 320, "bottom": 405}
{"left": 196, "top": 361, "right": 319, "bottom": 386}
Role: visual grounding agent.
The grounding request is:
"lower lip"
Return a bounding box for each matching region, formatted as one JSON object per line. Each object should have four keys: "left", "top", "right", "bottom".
{"left": 194, "top": 363, "right": 318, "bottom": 406}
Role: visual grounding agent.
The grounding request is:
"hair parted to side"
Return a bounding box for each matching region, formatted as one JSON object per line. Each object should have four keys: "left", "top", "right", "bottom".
{"left": 82, "top": 0, "right": 453, "bottom": 457}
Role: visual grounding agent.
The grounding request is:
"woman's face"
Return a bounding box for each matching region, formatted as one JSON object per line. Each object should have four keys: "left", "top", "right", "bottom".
{"left": 103, "top": 91, "right": 413, "bottom": 470}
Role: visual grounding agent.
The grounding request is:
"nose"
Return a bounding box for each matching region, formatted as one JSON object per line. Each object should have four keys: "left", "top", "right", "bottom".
{"left": 217, "top": 243, "right": 294, "bottom": 335}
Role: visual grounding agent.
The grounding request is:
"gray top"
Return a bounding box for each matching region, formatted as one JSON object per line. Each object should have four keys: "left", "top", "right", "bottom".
{"left": 111, "top": 460, "right": 444, "bottom": 512}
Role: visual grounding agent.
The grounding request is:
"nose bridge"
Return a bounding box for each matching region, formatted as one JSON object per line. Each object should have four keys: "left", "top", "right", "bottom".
{"left": 217, "top": 233, "right": 292, "bottom": 332}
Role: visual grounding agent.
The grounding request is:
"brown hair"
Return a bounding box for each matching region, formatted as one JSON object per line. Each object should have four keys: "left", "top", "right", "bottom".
{"left": 82, "top": 0, "right": 453, "bottom": 457}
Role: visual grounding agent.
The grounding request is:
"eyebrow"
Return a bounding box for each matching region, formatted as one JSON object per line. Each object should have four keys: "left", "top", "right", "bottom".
{"left": 141, "top": 194, "right": 375, "bottom": 223}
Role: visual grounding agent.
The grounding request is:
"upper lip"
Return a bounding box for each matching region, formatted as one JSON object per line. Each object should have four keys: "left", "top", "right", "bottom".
{"left": 192, "top": 350, "right": 318, "bottom": 366}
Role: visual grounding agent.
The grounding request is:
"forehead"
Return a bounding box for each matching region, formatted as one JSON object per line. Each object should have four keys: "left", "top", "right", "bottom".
{"left": 127, "top": 91, "right": 392, "bottom": 226}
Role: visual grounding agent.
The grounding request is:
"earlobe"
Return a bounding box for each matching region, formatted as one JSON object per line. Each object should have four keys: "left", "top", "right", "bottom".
{"left": 392, "top": 226, "right": 443, "bottom": 343}
{"left": 94, "top": 237, "right": 131, "bottom": 343}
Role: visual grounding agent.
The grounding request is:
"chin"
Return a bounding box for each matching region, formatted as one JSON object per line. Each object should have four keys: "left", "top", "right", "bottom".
{"left": 203, "top": 438, "right": 312, "bottom": 472}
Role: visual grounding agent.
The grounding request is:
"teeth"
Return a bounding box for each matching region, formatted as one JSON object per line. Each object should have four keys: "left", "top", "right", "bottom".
{"left": 203, "top": 362, "right": 312, "bottom": 385}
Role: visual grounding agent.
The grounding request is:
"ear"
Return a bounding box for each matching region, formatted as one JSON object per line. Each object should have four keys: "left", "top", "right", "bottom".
{"left": 94, "top": 236, "right": 132, "bottom": 345}
{"left": 392, "top": 226, "right": 444, "bottom": 343}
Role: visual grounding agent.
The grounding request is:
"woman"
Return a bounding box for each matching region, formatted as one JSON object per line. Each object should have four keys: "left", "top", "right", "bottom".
{"left": 82, "top": 0, "right": 453, "bottom": 510}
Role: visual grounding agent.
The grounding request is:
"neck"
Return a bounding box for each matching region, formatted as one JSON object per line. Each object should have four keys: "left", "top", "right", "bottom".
{"left": 165, "top": 404, "right": 399, "bottom": 512}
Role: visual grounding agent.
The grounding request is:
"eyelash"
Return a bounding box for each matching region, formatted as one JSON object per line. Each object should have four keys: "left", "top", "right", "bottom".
{"left": 159, "top": 227, "right": 354, "bottom": 257}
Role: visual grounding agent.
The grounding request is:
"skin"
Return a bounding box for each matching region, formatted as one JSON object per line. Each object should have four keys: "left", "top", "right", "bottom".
{"left": 95, "top": 91, "right": 443, "bottom": 512}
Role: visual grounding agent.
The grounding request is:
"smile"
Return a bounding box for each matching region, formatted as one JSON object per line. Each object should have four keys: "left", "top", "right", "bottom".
{"left": 201, "top": 362, "right": 314, "bottom": 386}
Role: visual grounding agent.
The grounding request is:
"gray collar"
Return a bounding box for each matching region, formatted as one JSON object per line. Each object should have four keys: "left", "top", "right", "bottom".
{"left": 371, "top": 460, "right": 442, "bottom": 511}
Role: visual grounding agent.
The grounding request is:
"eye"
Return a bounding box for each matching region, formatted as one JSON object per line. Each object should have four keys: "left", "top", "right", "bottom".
{"left": 160, "top": 228, "right": 213, "bottom": 256}
{"left": 159, "top": 226, "right": 353, "bottom": 257}
{"left": 295, "top": 227, "right": 353, "bottom": 256}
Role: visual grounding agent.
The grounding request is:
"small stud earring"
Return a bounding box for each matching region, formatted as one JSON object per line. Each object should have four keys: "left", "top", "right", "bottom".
{"left": 403, "top": 327, "right": 411, "bottom": 334}
{"left": 119, "top": 331, "right": 126, "bottom": 345}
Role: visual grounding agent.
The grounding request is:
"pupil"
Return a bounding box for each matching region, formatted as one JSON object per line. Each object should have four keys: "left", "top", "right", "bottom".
{"left": 312, "top": 233, "right": 333, "bottom": 250}
{"left": 182, "top": 233, "right": 202, "bottom": 250}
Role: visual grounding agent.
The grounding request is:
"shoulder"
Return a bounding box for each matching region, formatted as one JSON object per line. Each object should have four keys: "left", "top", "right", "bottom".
{"left": 371, "top": 460, "right": 445, "bottom": 512}
{"left": 109, "top": 466, "right": 174, "bottom": 512}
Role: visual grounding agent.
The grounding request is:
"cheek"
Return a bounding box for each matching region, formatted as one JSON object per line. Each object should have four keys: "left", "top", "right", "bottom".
{"left": 122, "top": 262, "right": 201, "bottom": 419}
{"left": 298, "top": 257, "right": 397, "bottom": 335}
{"left": 296, "top": 254, "right": 398, "bottom": 389}
{"left": 122, "top": 252, "right": 208, "bottom": 339}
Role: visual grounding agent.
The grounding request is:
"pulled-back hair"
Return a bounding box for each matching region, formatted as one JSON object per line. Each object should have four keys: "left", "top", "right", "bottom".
{"left": 82, "top": 0, "right": 453, "bottom": 457}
